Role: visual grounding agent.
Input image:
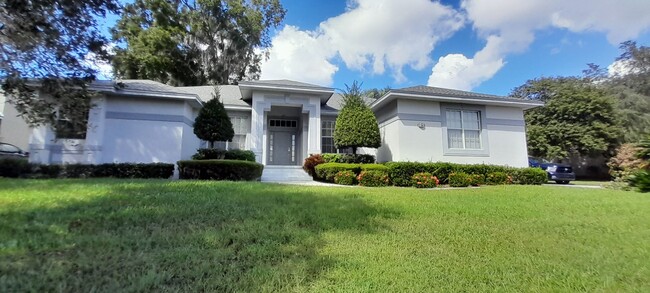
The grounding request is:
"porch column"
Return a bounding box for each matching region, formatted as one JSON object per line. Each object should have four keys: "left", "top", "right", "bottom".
{"left": 250, "top": 94, "right": 268, "bottom": 164}
{"left": 306, "top": 97, "right": 321, "bottom": 155}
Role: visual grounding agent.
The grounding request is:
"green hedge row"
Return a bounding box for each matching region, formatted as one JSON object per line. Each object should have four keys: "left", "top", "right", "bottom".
{"left": 321, "top": 153, "right": 375, "bottom": 164}
{"left": 177, "top": 159, "right": 263, "bottom": 181}
{"left": 315, "top": 161, "right": 548, "bottom": 186}
{"left": 384, "top": 162, "right": 547, "bottom": 186}
{"left": 314, "top": 163, "right": 388, "bottom": 182}
{"left": 192, "top": 149, "right": 256, "bottom": 161}
{"left": 0, "top": 158, "right": 175, "bottom": 179}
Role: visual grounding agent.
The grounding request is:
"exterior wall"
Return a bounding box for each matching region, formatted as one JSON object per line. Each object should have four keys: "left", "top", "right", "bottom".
{"left": 29, "top": 94, "right": 201, "bottom": 165}
{"left": 0, "top": 100, "right": 31, "bottom": 150}
{"left": 374, "top": 99, "right": 529, "bottom": 167}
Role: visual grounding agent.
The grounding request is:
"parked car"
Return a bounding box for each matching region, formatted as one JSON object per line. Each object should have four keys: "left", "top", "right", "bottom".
{"left": 0, "top": 142, "right": 29, "bottom": 159}
{"left": 528, "top": 156, "right": 576, "bottom": 184}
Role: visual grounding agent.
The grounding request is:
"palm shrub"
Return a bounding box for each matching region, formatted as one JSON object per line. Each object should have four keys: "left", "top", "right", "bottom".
{"left": 334, "top": 81, "right": 381, "bottom": 154}
{"left": 193, "top": 88, "right": 234, "bottom": 148}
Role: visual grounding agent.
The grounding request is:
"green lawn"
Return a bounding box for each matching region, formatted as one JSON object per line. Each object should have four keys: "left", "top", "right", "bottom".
{"left": 1, "top": 179, "right": 649, "bottom": 292}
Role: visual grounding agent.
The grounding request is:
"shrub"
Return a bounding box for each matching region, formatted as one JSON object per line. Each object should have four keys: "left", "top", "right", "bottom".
{"left": 629, "top": 170, "right": 650, "bottom": 192}
{"left": 32, "top": 164, "right": 63, "bottom": 178}
{"left": 193, "top": 89, "right": 234, "bottom": 147}
{"left": 468, "top": 174, "right": 484, "bottom": 186}
{"left": 334, "top": 170, "right": 356, "bottom": 185}
{"left": 314, "top": 163, "right": 386, "bottom": 182}
{"left": 513, "top": 168, "right": 548, "bottom": 185}
{"left": 314, "top": 163, "right": 361, "bottom": 182}
{"left": 322, "top": 153, "right": 375, "bottom": 164}
{"left": 0, "top": 157, "right": 31, "bottom": 178}
{"left": 448, "top": 172, "right": 473, "bottom": 187}
{"left": 486, "top": 172, "right": 513, "bottom": 185}
{"left": 59, "top": 163, "right": 175, "bottom": 179}
{"left": 333, "top": 82, "right": 381, "bottom": 154}
{"left": 177, "top": 160, "right": 263, "bottom": 181}
{"left": 357, "top": 170, "right": 390, "bottom": 187}
{"left": 411, "top": 172, "right": 439, "bottom": 188}
{"left": 608, "top": 143, "right": 647, "bottom": 185}
{"left": 303, "top": 154, "right": 325, "bottom": 177}
{"left": 192, "top": 149, "right": 256, "bottom": 161}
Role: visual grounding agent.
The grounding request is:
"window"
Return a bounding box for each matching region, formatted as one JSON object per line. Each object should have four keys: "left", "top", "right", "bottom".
{"left": 213, "top": 115, "right": 249, "bottom": 150}
{"left": 321, "top": 120, "right": 352, "bottom": 154}
{"left": 230, "top": 116, "right": 249, "bottom": 150}
{"left": 55, "top": 113, "right": 88, "bottom": 139}
{"left": 446, "top": 110, "right": 481, "bottom": 149}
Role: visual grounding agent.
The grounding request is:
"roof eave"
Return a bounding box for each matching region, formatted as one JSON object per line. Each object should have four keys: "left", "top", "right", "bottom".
{"left": 238, "top": 83, "right": 335, "bottom": 103}
{"left": 371, "top": 92, "right": 544, "bottom": 111}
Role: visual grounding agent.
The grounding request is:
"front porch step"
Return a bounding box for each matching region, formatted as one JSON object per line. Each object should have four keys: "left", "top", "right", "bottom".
{"left": 261, "top": 166, "right": 313, "bottom": 182}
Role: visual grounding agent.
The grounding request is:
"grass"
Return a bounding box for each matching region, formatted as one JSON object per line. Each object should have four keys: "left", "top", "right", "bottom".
{"left": 1, "top": 179, "right": 649, "bottom": 292}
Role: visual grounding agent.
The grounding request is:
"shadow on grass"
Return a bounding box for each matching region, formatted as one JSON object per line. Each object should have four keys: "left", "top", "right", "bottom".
{"left": 0, "top": 180, "right": 399, "bottom": 292}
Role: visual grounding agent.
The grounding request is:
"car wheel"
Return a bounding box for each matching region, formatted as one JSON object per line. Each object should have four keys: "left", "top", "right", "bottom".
{"left": 555, "top": 180, "right": 569, "bottom": 184}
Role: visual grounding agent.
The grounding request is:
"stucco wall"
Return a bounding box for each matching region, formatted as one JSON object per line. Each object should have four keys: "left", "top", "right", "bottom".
{"left": 374, "top": 99, "right": 529, "bottom": 167}
{"left": 0, "top": 100, "right": 31, "bottom": 150}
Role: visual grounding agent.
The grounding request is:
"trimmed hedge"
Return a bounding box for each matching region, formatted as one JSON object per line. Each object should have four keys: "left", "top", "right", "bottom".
{"left": 486, "top": 172, "right": 513, "bottom": 185}
{"left": 0, "top": 157, "right": 31, "bottom": 178}
{"left": 322, "top": 153, "right": 376, "bottom": 164}
{"left": 314, "top": 163, "right": 387, "bottom": 182}
{"left": 357, "top": 170, "right": 390, "bottom": 187}
{"left": 412, "top": 172, "right": 439, "bottom": 188}
{"left": 512, "top": 168, "right": 548, "bottom": 185}
{"left": 449, "top": 172, "right": 473, "bottom": 187}
{"left": 177, "top": 160, "right": 263, "bottom": 181}
{"left": 0, "top": 159, "right": 175, "bottom": 179}
{"left": 192, "top": 148, "right": 256, "bottom": 162}
{"left": 334, "top": 170, "right": 356, "bottom": 185}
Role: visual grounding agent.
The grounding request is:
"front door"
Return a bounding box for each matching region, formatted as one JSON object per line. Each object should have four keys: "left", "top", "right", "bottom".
{"left": 269, "top": 131, "right": 296, "bottom": 165}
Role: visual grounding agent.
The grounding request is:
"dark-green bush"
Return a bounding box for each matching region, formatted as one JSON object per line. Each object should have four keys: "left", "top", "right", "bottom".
{"left": 334, "top": 170, "right": 356, "bottom": 185}
{"left": 192, "top": 148, "right": 256, "bottom": 161}
{"left": 486, "top": 172, "right": 512, "bottom": 185}
{"left": 512, "top": 168, "right": 548, "bottom": 185}
{"left": 386, "top": 162, "right": 523, "bottom": 186}
{"left": 629, "top": 170, "right": 650, "bottom": 192}
{"left": 177, "top": 160, "right": 263, "bottom": 181}
{"left": 60, "top": 163, "right": 175, "bottom": 179}
{"left": 0, "top": 157, "right": 31, "bottom": 178}
{"left": 314, "top": 163, "right": 361, "bottom": 182}
{"left": 449, "top": 172, "right": 473, "bottom": 187}
{"left": 357, "top": 170, "right": 390, "bottom": 187}
{"left": 322, "top": 153, "right": 375, "bottom": 164}
{"left": 314, "top": 163, "right": 386, "bottom": 182}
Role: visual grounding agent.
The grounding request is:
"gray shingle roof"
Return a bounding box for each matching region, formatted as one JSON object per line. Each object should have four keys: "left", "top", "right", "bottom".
{"left": 98, "top": 80, "right": 194, "bottom": 96}
{"left": 178, "top": 85, "right": 250, "bottom": 107}
{"left": 395, "top": 85, "right": 505, "bottom": 100}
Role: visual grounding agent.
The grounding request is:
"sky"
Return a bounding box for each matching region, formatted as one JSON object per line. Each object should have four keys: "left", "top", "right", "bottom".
{"left": 98, "top": 0, "right": 650, "bottom": 96}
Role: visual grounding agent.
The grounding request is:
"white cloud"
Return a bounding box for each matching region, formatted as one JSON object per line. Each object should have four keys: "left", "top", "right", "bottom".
{"left": 84, "top": 44, "right": 116, "bottom": 80}
{"left": 261, "top": 0, "right": 465, "bottom": 85}
{"left": 428, "top": 0, "right": 650, "bottom": 90}
{"left": 260, "top": 26, "right": 338, "bottom": 86}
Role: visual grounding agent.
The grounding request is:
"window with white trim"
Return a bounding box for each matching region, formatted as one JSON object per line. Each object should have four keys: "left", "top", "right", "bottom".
{"left": 321, "top": 120, "right": 352, "bottom": 154}
{"left": 446, "top": 110, "right": 482, "bottom": 149}
{"left": 213, "top": 115, "right": 249, "bottom": 150}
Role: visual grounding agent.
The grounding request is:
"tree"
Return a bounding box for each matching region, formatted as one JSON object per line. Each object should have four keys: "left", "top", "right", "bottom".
{"left": 193, "top": 88, "right": 234, "bottom": 147}
{"left": 111, "top": 0, "right": 285, "bottom": 86}
{"left": 511, "top": 77, "right": 621, "bottom": 161}
{"left": 364, "top": 86, "right": 391, "bottom": 100}
{"left": 0, "top": 0, "right": 120, "bottom": 131}
{"left": 334, "top": 81, "right": 381, "bottom": 154}
{"left": 582, "top": 41, "right": 650, "bottom": 142}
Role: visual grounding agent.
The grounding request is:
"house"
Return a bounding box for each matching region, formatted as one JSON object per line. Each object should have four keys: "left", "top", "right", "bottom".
{"left": 5, "top": 79, "right": 542, "bottom": 170}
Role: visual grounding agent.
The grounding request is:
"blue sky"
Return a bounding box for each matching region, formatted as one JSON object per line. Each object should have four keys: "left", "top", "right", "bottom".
{"left": 99, "top": 0, "right": 650, "bottom": 96}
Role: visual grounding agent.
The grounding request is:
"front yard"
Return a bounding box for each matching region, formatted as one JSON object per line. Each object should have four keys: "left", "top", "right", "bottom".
{"left": 1, "top": 179, "right": 649, "bottom": 292}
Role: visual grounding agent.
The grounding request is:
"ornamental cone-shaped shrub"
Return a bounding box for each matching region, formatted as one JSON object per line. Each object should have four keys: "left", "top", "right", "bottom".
{"left": 334, "top": 81, "right": 381, "bottom": 154}
{"left": 193, "top": 87, "right": 234, "bottom": 148}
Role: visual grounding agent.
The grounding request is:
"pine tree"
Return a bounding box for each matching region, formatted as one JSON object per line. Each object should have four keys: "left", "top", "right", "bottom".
{"left": 193, "top": 88, "right": 234, "bottom": 148}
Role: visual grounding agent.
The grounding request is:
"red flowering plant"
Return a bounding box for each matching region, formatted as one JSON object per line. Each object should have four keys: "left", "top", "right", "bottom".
{"left": 357, "top": 170, "right": 390, "bottom": 187}
{"left": 334, "top": 170, "right": 357, "bottom": 185}
{"left": 411, "top": 172, "right": 439, "bottom": 188}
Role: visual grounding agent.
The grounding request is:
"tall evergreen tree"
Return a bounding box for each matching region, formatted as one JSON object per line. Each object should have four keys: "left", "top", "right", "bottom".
{"left": 111, "top": 0, "right": 285, "bottom": 86}
{"left": 512, "top": 77, "right": 621, "bottom": 160}
{"left": 0, "top": 0, "right": 120, "bottom": 130}
{"left": 334, "top": 81, "right": 381, "bottom": 154}
{"left": 193, "top": 88, "right": 234, "bottom": 148}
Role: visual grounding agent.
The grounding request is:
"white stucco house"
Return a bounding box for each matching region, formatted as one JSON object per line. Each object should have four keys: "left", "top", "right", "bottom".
{"left": 6, "top": 79, "right": 543, "bottom": 171}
